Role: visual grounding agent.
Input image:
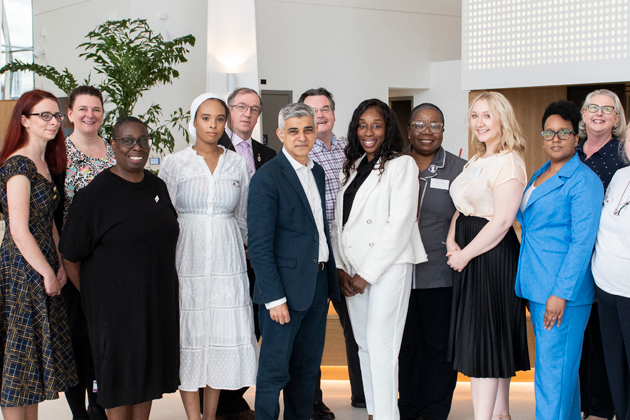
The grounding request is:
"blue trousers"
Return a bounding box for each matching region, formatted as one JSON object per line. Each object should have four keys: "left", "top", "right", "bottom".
{"left": 530, "top": 301, "right": 591, "bottom": 420}
{"left": 255, "top": 269, "right": 328, "bottom": 420}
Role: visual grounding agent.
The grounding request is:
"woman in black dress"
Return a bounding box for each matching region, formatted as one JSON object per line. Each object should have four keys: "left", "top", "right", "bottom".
{"left": 60, "top": 117, "right": 180, "bottom": 420}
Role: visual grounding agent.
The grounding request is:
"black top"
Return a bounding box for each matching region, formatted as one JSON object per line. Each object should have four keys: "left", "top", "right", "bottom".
{"left": 576, "top": 137, "right": 627, "bottom": 190}
{"left": 59, "top": 169, "right": 180, "bottom": 408}
{"left": 342, "top": 156, "right": 377, "bottom": 227}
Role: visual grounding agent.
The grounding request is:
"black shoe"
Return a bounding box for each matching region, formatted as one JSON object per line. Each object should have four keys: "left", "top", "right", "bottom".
{"left": 312, "top": 400, "right": 335, "bottom": 420}
{"left": 87, "top": 405, "right": 108, "bottom": 420}
{"left": 351, "top": 395, "right": 366, "bottom": 408}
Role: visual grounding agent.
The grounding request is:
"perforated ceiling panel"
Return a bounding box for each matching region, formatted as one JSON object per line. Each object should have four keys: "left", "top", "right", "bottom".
{"left": 461, "top": 0, "right": 630, "bottom": 90}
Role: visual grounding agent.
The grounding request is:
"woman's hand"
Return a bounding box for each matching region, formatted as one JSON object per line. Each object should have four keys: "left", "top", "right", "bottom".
{"left": 350, "top": 273, "right": 370, "bottom": 294}
{"left": 43, "top": 269, "right": 62, "bottom": 296}
{"left": 544, "top": 295, "right": 566, "bottom": 330}
{"left": 337, "top": 269, "right": 356, "bottom": 297}
{"left": 446, "top": 249, "right": 471, "bottom": 272}
{"left": 56, "top": 264, "right": 67, "bottom": 288}
{"left": 446, "top": 239, "right": 461, "bottom": 254}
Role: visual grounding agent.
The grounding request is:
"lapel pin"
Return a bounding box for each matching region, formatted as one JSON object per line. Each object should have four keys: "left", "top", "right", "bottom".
{"left": 257, "top": 154, "right": 261, "bottom": 162}
{"left": 428, "top": 164, "right": 438, "bottom": 174}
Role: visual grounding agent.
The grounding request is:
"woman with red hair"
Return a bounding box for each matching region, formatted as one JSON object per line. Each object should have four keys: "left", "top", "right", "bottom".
{"left": 0, "top": 90, "right": 76, "bottom": 419}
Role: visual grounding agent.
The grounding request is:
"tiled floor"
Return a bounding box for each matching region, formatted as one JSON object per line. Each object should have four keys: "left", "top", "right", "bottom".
{"left": 21, "top": 380, "right": 536, "bottom": 420}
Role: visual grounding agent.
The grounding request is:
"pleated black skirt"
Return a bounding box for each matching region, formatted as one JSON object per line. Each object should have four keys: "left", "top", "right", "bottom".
{"left": 447, "top": 215, "right": 530, "bottom": 378}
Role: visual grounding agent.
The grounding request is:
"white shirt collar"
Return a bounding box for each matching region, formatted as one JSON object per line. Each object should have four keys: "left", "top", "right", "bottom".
{"left": 226, "top": 126, "right": 251, "bottom": 147}
{"left": 282, "top": 147, "right": 314, "bottom": 170}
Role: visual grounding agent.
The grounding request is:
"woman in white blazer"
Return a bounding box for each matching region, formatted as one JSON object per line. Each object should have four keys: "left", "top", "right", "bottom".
{"left": 332, "top": 99, "right": 428, "bottom": 420}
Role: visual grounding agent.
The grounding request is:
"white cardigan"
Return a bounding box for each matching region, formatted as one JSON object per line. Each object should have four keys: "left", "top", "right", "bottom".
{"left": 331, "top": 154, "right": 428, "bottom": 284}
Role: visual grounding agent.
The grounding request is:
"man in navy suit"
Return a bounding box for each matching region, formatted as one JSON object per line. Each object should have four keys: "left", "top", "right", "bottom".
{"left": 248, "top": 103, "right": 339, "bottom": 420}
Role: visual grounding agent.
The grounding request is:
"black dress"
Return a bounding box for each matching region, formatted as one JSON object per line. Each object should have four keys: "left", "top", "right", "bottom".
{"left": 59, "top": 169, "right": 180, "bottom": 408}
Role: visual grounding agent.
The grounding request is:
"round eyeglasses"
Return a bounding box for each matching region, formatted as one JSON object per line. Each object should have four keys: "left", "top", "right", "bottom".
{"left": 111, "top": 137, "right": 154, "bottom": 149}
{"left": 541, "top": 129, "right": 575, "bottom": 141}
{"left": 25, "top": 112, "right": 66, "bottom": 122}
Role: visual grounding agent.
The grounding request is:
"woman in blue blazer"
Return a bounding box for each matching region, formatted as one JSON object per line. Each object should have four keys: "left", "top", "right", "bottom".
{"left": 515, "top": 100, "right": 604, "bottom": 420}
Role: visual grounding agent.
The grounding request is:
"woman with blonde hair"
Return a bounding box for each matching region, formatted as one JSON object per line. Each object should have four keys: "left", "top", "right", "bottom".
{"left": 446, "top": 91, "right": 530, "bottom": 420}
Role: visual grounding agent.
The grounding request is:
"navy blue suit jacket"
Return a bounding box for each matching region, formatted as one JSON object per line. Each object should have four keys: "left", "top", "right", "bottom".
{"left": 247, "top": 150, "right": 340, "bottom": 312}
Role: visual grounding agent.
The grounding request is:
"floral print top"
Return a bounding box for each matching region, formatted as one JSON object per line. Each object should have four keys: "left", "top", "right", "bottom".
{"left": 63, "top": 137, "right": 116, "bottom": 224}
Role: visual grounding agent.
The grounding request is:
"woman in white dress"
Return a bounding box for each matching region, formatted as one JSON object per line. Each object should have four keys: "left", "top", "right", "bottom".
{"left": 159, "top": 93, "right": 258, "bottom": 420}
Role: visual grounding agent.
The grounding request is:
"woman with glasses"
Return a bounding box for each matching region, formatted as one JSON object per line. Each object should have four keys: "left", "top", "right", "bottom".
{"left": 591, "top": 129, "right": 630, "bottom": 420}
{"left": 398, "top": 103, "right": 465, "bottom": 420}
{"left": 158, "top": 93, "right": 258, "bottom": 420}
{"left": 515, "top": 101, "right": 603, "bottom": 420}
{"left": 577, "top": 89, "right": 628, "bottom": 420}
{"left": 60, "top": 117, "right": 180, "bottom": 420}
{"left": 55, "top": 85, "right": 113, "bottom": 420}
{"left": 446, "top": 92, "right": 530, "bottom": 420}
{"left": 332, "top": 98, "right": 427, "bottom": 420}
{"left": 0, "top": 90, "right": 77, "bottom": 419}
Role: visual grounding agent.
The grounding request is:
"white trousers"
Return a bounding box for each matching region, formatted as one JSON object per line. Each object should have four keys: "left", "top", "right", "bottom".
{"left": 346, "top": 263, "right": 413, "bottom": 420}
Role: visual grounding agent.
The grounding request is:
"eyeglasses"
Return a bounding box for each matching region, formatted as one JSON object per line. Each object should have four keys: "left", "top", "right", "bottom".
{"left": 587, "top": 104, "right": 616, "bottom": 114}
{"left": 541, "top": 129, "right": 575, "bottom": 141}
{"left": 25, "top": 112, "right": 66, "bottom": 122}
{"left": 614, "top": 200, "right": 630, "bottom": 216}
{"left": 409, "top": 121, "right": 444, "bottom": 134}
{"left": 310, "top": 106, "right": 332, "bottom": 114}
{"left": 111, "top": 137, "right": 153, "bottom": 149}
{"left": 230, "top": 103, "right": 261, "bottom": 115}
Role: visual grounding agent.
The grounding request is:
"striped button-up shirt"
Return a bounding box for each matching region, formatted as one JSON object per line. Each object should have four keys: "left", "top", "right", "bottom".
{"left": 309, "top": 134, "right": 347, "bottom": 229}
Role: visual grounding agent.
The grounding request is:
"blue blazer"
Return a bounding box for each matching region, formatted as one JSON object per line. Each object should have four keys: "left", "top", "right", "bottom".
{"left": 247, "top": 150, "right": 340, "bottom": 311}
{"left": 515, "top": 153, "right": 603, "bottom": 306}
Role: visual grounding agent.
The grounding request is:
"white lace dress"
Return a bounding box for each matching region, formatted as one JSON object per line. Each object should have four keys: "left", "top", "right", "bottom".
{"left": 159, "top": 146, "right": 258, "bottom": 391}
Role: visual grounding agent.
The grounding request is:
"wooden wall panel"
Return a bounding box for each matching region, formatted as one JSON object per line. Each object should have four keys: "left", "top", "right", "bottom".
{"left": 0, "top": 100, "right": 18, "bottom": 149}
{"left": 469, "top": 87, "right": 568, "bottom": 180}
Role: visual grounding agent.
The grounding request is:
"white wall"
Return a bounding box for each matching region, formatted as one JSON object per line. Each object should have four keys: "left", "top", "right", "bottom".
{"left": 255, "top": 0, "right": 462, "bottom": 138}
{"left": 414, "top": 60, "right": 470, "bottom": 159}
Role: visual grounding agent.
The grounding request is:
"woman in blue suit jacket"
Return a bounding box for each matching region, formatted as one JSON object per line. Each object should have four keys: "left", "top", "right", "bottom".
{"left": 515, "top": 100, "right": 604, "bottom": 420}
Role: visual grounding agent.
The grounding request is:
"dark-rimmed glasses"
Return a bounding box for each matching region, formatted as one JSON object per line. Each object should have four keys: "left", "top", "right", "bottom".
{"left": 111, "top": 137, "right": 153, "bottom": 149}
{"left": 541, "top": 129, "right": 575, "bottom": 141}
{"left": 409, "top": 121, "right": 443, "bottom": 134}
{"left": 25, "top": 112, "right": 66, "bottom": 122}
{"left": 587, "top": 104, "right": 616, "bottom": 114}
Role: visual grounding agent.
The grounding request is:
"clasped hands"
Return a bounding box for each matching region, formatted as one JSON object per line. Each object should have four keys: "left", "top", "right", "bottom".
{"left": 338, "top": 269, "right": 369, "bottom": 297}
{"left": 445, "top": 240, "right": 470, "bottom": 272}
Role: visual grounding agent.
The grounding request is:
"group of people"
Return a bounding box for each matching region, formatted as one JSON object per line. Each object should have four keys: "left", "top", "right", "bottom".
{"left": 0, "top": 83, "right": 628, "bottom": 420}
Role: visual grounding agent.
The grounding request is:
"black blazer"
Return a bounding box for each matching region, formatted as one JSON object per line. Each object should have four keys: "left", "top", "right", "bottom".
{"left": 219, "top": 131, "right": 277, "bottom": 170}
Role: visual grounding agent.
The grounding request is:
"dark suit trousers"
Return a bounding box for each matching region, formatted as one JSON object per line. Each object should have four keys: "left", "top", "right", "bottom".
{"left": 256, "top": 269, "right": 329, "bottom": 420}
{"left": 398, "top": 287, "right": 457, "bottom": 420}
{"left": 596, "top": 285, "right": 630, "bottom": 420}
{"left": 579, "top": 301, "right": 615, "bottom": 419}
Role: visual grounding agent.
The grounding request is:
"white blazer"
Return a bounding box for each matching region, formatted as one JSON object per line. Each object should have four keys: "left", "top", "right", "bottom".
{"left": 331, "top": 154, "right": 428, "bottom": 284}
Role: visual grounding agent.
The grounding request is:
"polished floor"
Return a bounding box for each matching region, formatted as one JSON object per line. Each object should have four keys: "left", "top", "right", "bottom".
{"left": 22, "top": 380, "right": 537, "bottom": 420}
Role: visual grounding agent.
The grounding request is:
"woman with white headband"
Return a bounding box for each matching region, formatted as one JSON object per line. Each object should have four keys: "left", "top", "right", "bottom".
{"left": 159, "top": 93, "right": 258, "bottom": 420}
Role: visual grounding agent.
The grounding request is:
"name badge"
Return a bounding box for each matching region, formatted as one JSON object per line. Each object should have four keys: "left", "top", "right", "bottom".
{"left": 430, "top": 178, "right": 450, "bottom": 190}
{"left": 467, "top": 167, "right": 482, "bottom": 179}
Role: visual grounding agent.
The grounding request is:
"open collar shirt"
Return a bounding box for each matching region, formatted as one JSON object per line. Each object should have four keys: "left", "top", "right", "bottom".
{"left": 309, "top": 134, "right": 347, "bottom": 228}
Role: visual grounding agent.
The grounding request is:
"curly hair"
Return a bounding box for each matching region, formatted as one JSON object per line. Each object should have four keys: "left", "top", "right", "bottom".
{"left": 542, "top": 100, "right": 582, "bottom": 133}
{"left": 342, "top": 99, "right": 403, "bottom": 185}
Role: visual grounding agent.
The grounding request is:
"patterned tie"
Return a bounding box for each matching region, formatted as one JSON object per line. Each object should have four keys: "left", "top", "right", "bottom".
{"left": 236, "top": 141, "right": 256, "bottom": 178}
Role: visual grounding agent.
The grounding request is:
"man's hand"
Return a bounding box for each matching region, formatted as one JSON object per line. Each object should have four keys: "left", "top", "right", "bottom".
{"left": 269, "top": 303, "right": 291, "bottom": 325}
